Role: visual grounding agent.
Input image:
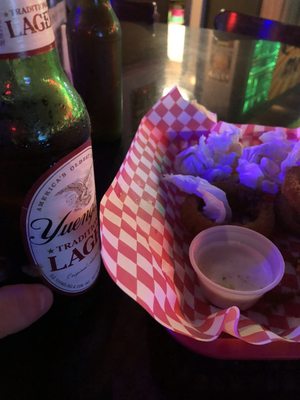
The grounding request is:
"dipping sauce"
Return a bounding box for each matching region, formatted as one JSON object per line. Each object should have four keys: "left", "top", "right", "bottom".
{"left": 197, "top": 241, "right": 273, "bottom": 291}
{"left": 189, "top": 225, "right": 285, "bottom": 310}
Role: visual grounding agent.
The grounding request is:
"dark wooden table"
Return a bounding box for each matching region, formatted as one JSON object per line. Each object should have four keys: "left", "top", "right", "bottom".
{"left": 1, "top": 22, "right": 300, "bottom": 399}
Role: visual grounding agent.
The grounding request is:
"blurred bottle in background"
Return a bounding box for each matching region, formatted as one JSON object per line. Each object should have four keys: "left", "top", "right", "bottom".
{"left": 66, "top": 0, "right": 123, "bottom": 144}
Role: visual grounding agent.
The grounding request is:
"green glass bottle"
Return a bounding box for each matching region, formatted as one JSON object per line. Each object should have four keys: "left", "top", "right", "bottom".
{"left": 66, "top": 0, "right": 123, "bottom": 143}
{"left": 0, "top": 0, "right": 101, "bottom": 294}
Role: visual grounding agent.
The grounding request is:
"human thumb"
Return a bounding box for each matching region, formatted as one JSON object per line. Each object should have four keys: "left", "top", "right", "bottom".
{"left": 0, "top": 284, "right": 53, "bottom": 339}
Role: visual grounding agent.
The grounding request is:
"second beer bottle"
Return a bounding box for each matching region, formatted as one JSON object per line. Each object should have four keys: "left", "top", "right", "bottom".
{"left": 66, "top": 0, "right": 123, "bottom": 143}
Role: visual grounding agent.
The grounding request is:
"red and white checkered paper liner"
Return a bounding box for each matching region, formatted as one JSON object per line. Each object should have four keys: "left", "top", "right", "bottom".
{"left": 100, "top": 87, "right": 300, "bottom": 345}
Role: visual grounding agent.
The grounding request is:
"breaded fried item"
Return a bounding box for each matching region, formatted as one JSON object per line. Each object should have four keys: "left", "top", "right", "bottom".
{"left": 180, "top": 195, "right": 217, "bottom": 237}
{"left": 276, "top": 194, "right": 300, "bottom": 236}
{"left": 275, "top": 166, "right": 300, "bottom": 236}
{"left": 281, "top": 166, "right": 300, "bottom": 212}
{"left": 180, "top": 181, "right": 275, "bottom": 238}
{"left": 216, "top": 181, "right": 275, "bottom": 238}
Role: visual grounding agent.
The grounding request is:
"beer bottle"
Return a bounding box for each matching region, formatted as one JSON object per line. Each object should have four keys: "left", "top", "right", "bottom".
{"left": 0, "top": 0, "right": 101, "bottom": 295}
{"left": 66, "top": 0, "right": 123, "bottom": 143}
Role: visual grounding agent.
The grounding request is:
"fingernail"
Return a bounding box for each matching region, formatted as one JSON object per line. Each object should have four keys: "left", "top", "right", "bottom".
{"left": 37, "top": 285, "right": 54, "bottom": 313}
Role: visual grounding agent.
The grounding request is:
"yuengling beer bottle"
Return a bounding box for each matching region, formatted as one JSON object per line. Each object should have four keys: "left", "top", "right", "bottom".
{"left": 0, "top": 0, "right": 101, "bottom": 294}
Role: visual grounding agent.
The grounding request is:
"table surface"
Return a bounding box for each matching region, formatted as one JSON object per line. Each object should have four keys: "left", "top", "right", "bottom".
{"left": 2, "top": 22, "right": 300, "bottom": 399}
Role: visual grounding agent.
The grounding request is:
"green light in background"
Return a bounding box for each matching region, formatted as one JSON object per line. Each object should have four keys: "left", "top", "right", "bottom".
{"left": 242, "top": 41, "right": 281, "bottom": 114}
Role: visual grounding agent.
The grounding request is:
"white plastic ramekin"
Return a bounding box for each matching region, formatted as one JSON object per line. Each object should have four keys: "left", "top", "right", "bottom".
{"left": 189, "top": 225, "right": 285, "bottom": 310}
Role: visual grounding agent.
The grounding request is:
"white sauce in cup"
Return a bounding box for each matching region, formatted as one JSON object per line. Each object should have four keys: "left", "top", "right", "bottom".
{"left": 189, "top": 225, "right": 285, "bottom": 310}
{"left": 197, "top": 241, "right": 273, "bottom": 291}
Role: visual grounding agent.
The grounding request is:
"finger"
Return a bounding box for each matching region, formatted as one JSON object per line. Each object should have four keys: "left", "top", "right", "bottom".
{"left": 0, "top": 284, "right": 53, "bottom": 339}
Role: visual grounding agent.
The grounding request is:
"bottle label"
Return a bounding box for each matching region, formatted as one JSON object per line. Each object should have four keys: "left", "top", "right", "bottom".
{"left": 0, "top": 0, "right": 55, "bottom": 59}
{"left": 22, "top": 141, "right": 101, "bottom": 294}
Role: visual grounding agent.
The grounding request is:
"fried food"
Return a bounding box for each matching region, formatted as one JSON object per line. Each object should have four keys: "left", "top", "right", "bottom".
{"left": 180, "top": 180, "right": 275, "bottom": 238}
{"left": 275, "top": 166, "right": 300, "bottom": 236}
{"left": 282, "top": 166, "right": 300, "bottom": 211}
{"left": 276, "top": 194, "right": 300, "bottom": 236}
{"left": 180, "top": 195, "right": 217, "bottom": 237}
